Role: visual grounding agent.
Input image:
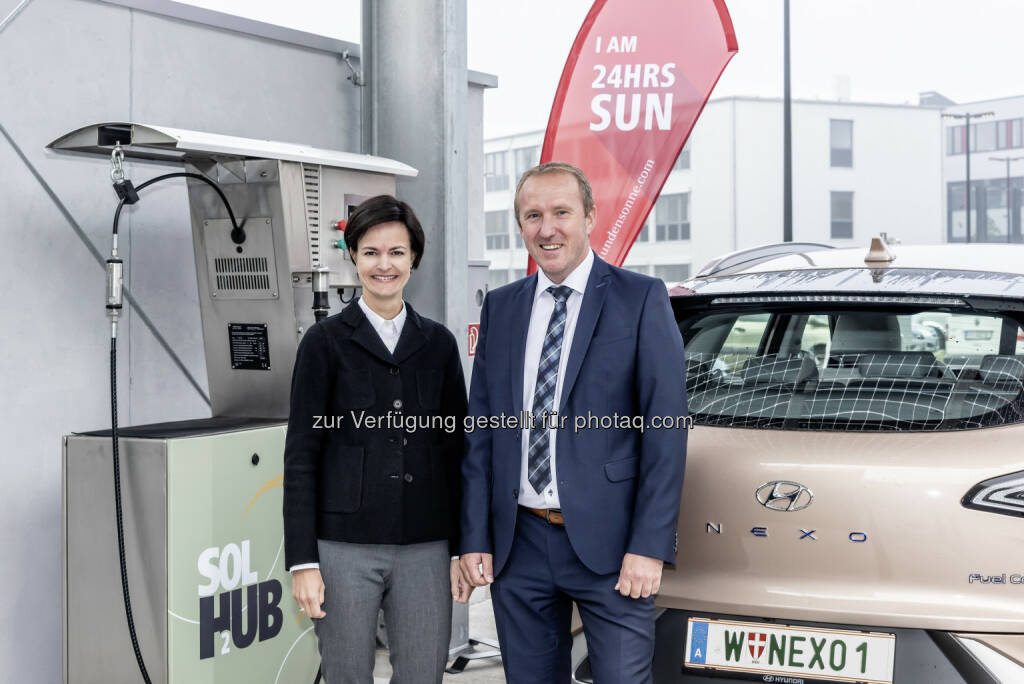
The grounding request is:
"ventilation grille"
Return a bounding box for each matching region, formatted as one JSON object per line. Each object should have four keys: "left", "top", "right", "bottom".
{"left": 303, "top": 163, "right": 322, "bottom": 267}
{"left": 214, "top": 257, "right": 271, "bottom": 291}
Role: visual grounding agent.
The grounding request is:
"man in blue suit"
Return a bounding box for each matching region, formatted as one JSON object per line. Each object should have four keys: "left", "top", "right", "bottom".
{"left": 460, "top": 162, "right": 687, "bottom": 683}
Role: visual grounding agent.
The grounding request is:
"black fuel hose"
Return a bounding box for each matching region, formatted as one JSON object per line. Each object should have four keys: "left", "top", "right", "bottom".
{"left": 110, "top": 338, "right": 152, "bottom": 684}
{"left": 112, "top": 172, "right": 246, "bottom": 242}
{"left": 107, "top": 169, "right": 243, "bottom": 683}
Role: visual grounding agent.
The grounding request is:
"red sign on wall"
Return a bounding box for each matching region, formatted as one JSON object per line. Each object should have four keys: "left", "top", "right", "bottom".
{"left": 468, "top": 323, "right": 480, "bottom": 357}
{"left": 530, "top": 0, "right": 738, "bottom": 272}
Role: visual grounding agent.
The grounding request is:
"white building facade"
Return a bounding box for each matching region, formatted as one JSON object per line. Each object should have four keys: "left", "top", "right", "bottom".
{"left": 483, "top": 95, "right": 946, "bottom": 288}
{"left": 942, "top": 94, "right": 1024, "bottom": 243}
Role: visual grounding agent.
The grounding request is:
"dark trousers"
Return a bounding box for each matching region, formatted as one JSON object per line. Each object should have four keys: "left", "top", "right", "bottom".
{"left": 490, "top": 510, "right": 655, "bottom": 684}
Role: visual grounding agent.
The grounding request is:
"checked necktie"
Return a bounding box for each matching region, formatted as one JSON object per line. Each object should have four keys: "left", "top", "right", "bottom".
{"left": 527, "top": 285, "right": 573, "bottom": 494}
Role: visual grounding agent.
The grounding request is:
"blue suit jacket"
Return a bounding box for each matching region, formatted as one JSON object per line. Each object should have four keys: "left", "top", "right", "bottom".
{"left": 460, "top": 254, "right": 687, "bottom": 576}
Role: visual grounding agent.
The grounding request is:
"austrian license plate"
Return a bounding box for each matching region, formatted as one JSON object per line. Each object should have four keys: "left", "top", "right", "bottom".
{"left": 965, "top": 330, "right": 993, "bottom": 340}
{"left": 684, "top": 617, "right": 896, "bottom": 684}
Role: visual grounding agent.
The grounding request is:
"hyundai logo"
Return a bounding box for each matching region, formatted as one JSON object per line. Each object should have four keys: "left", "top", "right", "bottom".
{"left": 755, "top": 481, "right": 814, "bottom": 512}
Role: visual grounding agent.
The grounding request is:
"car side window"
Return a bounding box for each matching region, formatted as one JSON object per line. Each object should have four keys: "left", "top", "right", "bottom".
{"left": 718, "top": 313, "right": 770, "bottom": 371}
{"left": 796, "top": 314, "right": 832, "bottom": 368}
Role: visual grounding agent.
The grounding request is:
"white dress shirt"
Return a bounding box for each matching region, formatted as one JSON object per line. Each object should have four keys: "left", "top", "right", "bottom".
{"left": 519, "top": 249, "right": 594, "bottom": 510}
{"left": 290, "top": 298, "right": 406, "bottom": 573}
{"left": 358, "top": 296, "right": 406, "bottom": 354}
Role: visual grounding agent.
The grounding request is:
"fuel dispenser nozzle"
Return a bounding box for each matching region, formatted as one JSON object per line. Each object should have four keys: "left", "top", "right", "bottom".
{"left": 106, "top": 252, "right": 123, "bottom": 326}
{"left": 313, "top": 266, "right": 330, "bottom": 322}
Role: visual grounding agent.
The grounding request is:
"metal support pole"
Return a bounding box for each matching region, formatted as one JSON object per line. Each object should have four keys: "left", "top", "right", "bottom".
{"left": 360, "top": 0, "right": 468, "bottom": 330}
{"left": 944, "top": 111, "right": 993, "bottom": 243}
{"left": 361, "top": 0, "right": 376, "bottom": 156}
{"left": 966, "top": 117, "right": 972, "bottom": 243}
{"left": 782, "top": 0, "right": 792, "bottom": 242}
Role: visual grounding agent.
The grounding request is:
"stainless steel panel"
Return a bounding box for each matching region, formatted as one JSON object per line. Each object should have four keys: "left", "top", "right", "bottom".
{"left": 64, "top": 435, "right": 168, "bottom": 684}
{"left": 203, "top": 217, "right": 278, "bottom": 300}
{"left": 293, "top": 276, "right": 327, "bottom": 332}
{"left": 280, "top": 160, "right": 314, "bottom": 275}
{"left": 320, "top": 166, "right": 394, "bottom": 288}
{"left": 186, "top": 167, "right": 297, "bottom": 418}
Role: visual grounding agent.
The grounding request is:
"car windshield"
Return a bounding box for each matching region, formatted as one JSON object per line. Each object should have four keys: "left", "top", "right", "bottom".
{"left": 678, "top": 306, "right": 1024, "bottom": 431}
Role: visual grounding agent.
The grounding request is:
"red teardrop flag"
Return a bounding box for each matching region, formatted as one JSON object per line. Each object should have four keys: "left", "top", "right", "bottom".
{"left": 528, "top": 0, "right": 738, "bottom": 271}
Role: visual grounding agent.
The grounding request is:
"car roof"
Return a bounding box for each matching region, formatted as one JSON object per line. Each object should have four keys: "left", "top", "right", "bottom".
{"left": 676, "top": 243, "right": 1024, "bottom": 301}
{"left": 709, "top": 244, "right": 1024, "bottom": 278}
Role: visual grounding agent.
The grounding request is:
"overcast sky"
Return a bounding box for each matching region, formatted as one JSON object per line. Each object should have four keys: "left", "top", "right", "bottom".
{"left": 189, "top": 0, "right": 1024, "bottom": 138}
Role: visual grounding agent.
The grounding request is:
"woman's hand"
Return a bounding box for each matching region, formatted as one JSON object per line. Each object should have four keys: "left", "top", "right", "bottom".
{"left": 291, "top": 568, "right": 327, "bottom": 618}
{"left": 450, "top": 558, "right": 473, "bottom": 604}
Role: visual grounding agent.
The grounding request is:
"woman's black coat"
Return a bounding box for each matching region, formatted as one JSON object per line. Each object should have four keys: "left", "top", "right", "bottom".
{"left": 283, "top": 299, "right": 468, "bottom": 569}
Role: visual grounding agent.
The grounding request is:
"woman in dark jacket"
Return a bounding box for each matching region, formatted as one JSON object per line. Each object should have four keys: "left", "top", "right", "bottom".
{"left": 283, "top": 195, "right": 471, "bottom": 683}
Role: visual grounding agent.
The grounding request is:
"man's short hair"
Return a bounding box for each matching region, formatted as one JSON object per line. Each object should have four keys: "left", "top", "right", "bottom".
{"left": 344, "top": 195, "right": 425, "bottom": 269}
{"left": 513, "top": 162, "right": 595, "bottom": 227}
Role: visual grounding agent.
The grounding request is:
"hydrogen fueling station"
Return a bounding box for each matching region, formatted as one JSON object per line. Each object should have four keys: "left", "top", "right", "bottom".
{"left": 55, "top": 122, "right": 421, "bottom": 682}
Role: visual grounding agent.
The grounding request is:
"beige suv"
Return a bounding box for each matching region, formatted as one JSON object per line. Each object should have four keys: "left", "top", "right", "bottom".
{"left": 573, "top": 240, "right": 1024, "bottom": 684}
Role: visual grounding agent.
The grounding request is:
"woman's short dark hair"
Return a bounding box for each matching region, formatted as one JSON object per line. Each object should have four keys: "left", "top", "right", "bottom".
{"left": 345, "top": 195, "right": 425, "bottom": 269}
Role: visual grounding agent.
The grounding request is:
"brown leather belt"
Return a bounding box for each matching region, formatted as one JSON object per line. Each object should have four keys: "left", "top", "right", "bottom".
{"left": 520, "top": 505, "right": 564, "bottom": 526}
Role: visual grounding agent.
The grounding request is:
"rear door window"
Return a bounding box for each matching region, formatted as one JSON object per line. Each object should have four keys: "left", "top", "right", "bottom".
{"left": 680, "top": 307, "right": 1024, "bottom": 431}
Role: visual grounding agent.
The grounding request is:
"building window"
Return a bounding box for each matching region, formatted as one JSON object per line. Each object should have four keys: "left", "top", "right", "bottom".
{"left": 975, "top": 121, "right": 997, "bottom": 153}
{"left": 488, "top": 269, "right": 509, "bottom": 289}
{"left": 947, "top": 125, "right": 964, "bottom": 155}
{"left": 673, "top": 140, "right": 691, "bottom": 170}
{"left": 985, "top": 185, "right": 1009, "bottom": 241}
{"left": 514, "top": 146, "right": 539, "bottom": 175}
{"left": 830, "top": 119, "right": 853, "bottom": 167}
{"left": 636, "top": 221, "right": 649, "bottom": 242}
{"left": 655, "top": 193, "right": 690, "bottom": 241}
{"left": 654, "top": 264, "right": 690, "bottom": 283}
{"left": 513, "top": 217, "right": 524, "bottom": 248}
{"left": 485, "top": 211, "right": 509, "bottom": 250}
{"left": 947, "top": 180, "right": 1023, "bottom": 243}
{"left": 948, "top": 182, "right": 970, "bottom": 241}
{"left": 624, "top": 264, "right": 650, "bottom": 275}
{"left": 512, "top": 269, "right": 526, "bottom": 281}
{"left": 998, "top": 120, "right": 1011, "bottom": 150}
{"left": 996, "top": 119, "right": 1023, "bottom": 149}
{"left": 485, "top": 151, "right": 509, "bottom": 192}
{"left": 830, "top": 191, "right": 854, "bottom": 239}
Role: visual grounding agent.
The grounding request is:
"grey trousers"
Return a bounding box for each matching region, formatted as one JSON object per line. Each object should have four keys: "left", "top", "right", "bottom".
{"left": 314, "top": 539, "right": 452, "bottom": 684}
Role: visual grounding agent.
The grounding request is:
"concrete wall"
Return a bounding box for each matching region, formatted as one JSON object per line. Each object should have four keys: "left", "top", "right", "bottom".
{"left": 0, "top": 1, "right": 481, "bottom": 679}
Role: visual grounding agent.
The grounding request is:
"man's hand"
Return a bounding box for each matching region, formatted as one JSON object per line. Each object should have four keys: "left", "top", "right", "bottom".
{"left": 291, "top": 567, "right": 326, "bottom": 618}
{"left": 615, "top": 553, "right": 663, "bottom": 599}
{"left": 460, "top": 552, "right": 494, "bottom": 587}
{"left": 450, "top": 559, "right": 474, "bottom": 603}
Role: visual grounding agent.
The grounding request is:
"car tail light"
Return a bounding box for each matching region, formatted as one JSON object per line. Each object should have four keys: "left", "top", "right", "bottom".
{"left": 962, "top": 471, "right": 1024, "bottom": 518}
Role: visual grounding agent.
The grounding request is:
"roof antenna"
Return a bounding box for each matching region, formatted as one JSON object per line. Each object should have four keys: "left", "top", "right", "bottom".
{"left": 865, "top": 235, "right": 895, "bottom": 264}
